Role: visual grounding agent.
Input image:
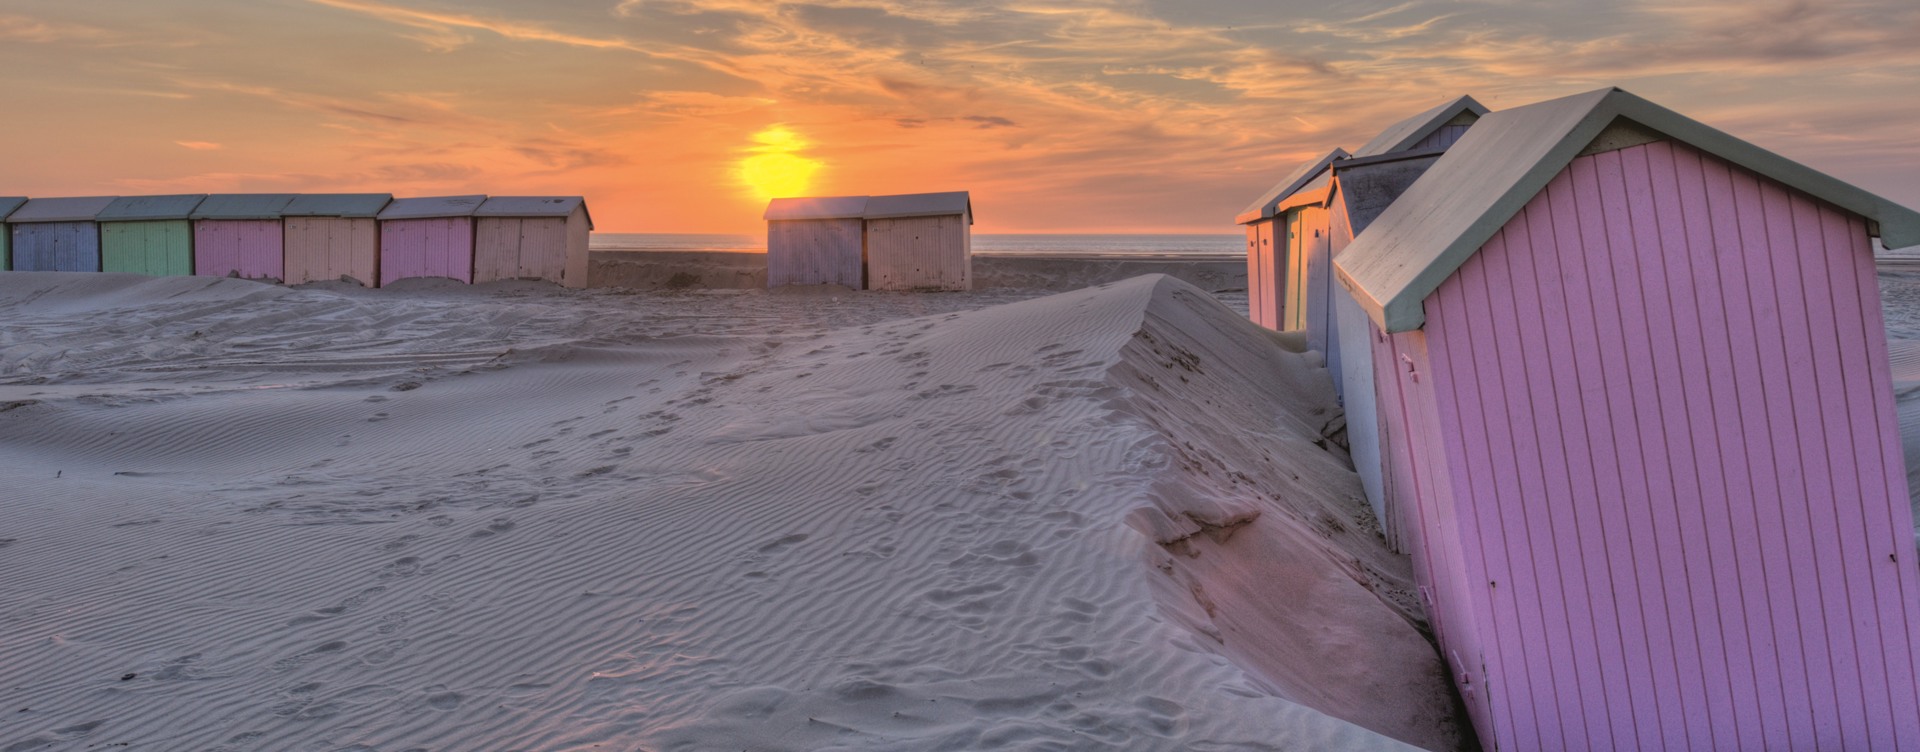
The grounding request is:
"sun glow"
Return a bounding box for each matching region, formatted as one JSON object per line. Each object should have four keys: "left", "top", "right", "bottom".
{"left": 739, "top": 125, "right": 823, "bottom": 201}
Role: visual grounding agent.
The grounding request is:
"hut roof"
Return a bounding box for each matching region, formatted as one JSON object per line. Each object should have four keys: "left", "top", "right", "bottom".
{"left": 0, "top": 197, "right": 26, "bottom": 222}
{"left": 282, "top": 194, "right": 394, "bottom": 218}
{"left": 1332, "top": 150, "right": 1447, "bottom": 237}
{"left": 864, "top": 191, "right": 972, "bottom": 223}
{"left": 98, "top": 194, "right": 208, "bottom": 222}
{"left": 9, "top": 196, "right": 118, "bottom": 223}
{"left": 191, "top": 194, "right": 298, "bottom": 220}
{"left": 1352, "top": 95, "right": 1489, "bottom": 158}
{"left": 378, "top": 195, "right": 488, "bottom": 220}
{"left": 765, "top": 195, "right": 868, "bottom": 221}
{"left": 1235, "top": 149, "right": 1348, "bottom": 225}
{"left": 475, "top": 196, "right": 593, "bottom": 228}
{"left": 1272, "top": 172, "right": 1334, "bottom": 214}
{"left": 1336, "top": 87, "right": 1920, "bottom": 333}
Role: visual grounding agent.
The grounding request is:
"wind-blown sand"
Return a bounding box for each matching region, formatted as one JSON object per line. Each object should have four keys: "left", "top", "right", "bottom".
{"left": 0, "top": 272, "right": 1458, "bottom": 750}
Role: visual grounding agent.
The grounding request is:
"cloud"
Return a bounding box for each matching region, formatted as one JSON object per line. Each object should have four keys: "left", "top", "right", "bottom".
{"left": 0, "top": 14, "right": 114, "bottom": 44}
{"left": 175, "top": 141, "right": 223, "bottom": 150}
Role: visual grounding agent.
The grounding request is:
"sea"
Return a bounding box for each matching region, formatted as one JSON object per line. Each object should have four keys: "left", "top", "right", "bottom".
{"left": 590, "top": 233, "right": 1243, "bottom": 258}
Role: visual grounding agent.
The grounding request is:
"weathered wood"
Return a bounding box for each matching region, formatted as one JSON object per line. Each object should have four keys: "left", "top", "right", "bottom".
{"left": 284, "top": 217, "right": 378, "bottom": 286}
{"left": 379, "top": 217, "right": 475, "bottom": 286}
{"left": 194, "top": 220, "right": 284, "bottom": 281}
{"left": 866, "top": 214, "right": 969, "bottom": 291}
{"left": 102, "top": 220, "right": 193, "bottom": 276}
{"left": 11, "top": 222, "right": 101, "bottom": 272}
{"left": 767, "top": 218, "right": 863, "bottom": 287}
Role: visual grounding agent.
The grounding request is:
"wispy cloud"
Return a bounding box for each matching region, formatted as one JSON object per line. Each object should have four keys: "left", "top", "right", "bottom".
{"left": 174, "top": 141, "right": 222, "bottom": 150}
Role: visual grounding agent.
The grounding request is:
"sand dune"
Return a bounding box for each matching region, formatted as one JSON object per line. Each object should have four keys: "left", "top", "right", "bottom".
{"left": 0, "top": 272, "right": 1449, "bottom": 750}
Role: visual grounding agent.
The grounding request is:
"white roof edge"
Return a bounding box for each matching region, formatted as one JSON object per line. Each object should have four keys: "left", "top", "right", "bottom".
{"left": 1236, "top": 149, "right": 1349, "bottom": 225}
{"left": 862, "top": 191, "right": 971, "bottom": 222}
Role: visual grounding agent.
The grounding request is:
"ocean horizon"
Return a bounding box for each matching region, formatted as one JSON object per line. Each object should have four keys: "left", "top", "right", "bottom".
{"left": 591, "top": 232, "right": 1244, "bottom": 257}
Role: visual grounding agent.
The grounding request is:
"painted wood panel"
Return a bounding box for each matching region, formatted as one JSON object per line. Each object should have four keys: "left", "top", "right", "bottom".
{"left": 1246, "top": 220, "right": 1285, "bottom": 329}
{"left": 767, "top": 218, "right": 863, "bottom": 287}
{"left": 2, "top": 224, "right": 10, "bottom": 271}
{"left": 1411, "top": 124, "right": 1473, "bottom": 152}
{"left": 1301, "top": 204, "right": 1334, "bottom": 354}
{"left": 11, "top": 222, "right": 101, "bottom": 272}
{"left": 1244, "top": 224, "right": 1261, "bottom": 324}
{"left": 380, "top": 218, "right": 475, "bottom": 286}
{"left": 284, "top": 217, "right": 378, "bottom": 286}
{"left": 866, "top": 215, "right": 969, "bottom": 291}
{"left": 194, "top": 220, "right": 284, "bottom": 281}
{"left": 564, "top": 208, "right": 591, "bottom": 288}
{"left": 1413, "top": 139, "right": 1920, "bottom": 750}
{"left": 1284, "top": 209, "right": 1307, "bottom": 331}
{"left": 102, "top": 221, "right": 193, "bottom": 276}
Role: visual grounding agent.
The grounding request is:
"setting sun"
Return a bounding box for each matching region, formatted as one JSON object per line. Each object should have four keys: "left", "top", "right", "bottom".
{"left": 739, "top": 125, "right": 823, "bottom": 201}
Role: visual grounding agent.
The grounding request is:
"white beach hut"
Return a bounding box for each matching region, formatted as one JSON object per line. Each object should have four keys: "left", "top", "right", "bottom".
{"left": 864, "top": 191, "right": 972, "bottom": 291}
{"left": 472, "top": 196, "right": 594, "bottom": 288}
{"left": 765, "top": 195, "right": 868, "bottom": 288}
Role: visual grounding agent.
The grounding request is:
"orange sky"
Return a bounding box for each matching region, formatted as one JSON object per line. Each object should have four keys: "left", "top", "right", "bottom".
{"left": 2, "top": 0, "right": 1917, "bottom": 234}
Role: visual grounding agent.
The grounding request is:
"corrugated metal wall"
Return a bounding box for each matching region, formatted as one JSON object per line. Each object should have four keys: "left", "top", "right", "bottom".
{"left": 380, "top": 218, "right": 475, "bottom": 286}
{"left": 767, "top": 218, "right": 862, "bottom": 288}
{"left": 1415, "top": 140, "right": 1920, "bottom": 749}
{"left": 102, "top": 220, "right": 192, "bottom": 276}
{"left": 12, "top": 222, "right": 100, "bottom": 272}
{"left": 866, "top": 215, "right": 969, "bottom": 291}
{"left": 194, "top": 220, "right": 284, "bottom": 280}
{"left": 284, "top": 217, "right": 379, "bottom": 286}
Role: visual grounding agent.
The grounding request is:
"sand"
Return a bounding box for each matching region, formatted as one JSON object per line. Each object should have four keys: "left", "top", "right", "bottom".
{"left": 587, "top": 250, "right": 1248, "bottom": 293}
{"left": 0, "top": 271, "right": 1457, "bottom": 750}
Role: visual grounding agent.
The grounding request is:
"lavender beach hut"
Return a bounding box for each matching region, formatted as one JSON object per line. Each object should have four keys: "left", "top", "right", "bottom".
{"left": 193, "top": 194, "right": 297, "bottom": 281}
{"left": 472, "top": 196, "right": 593, "bottom": 287}
{"left": 282, "top": 194, "right": 391, "bottom": 287}
{"left": 8, "top": 196, "right": 116, "bottom": 272}
{"left": 0, "top": 197, "right": 25, "bottom": 270}
{"left": 99, "top": 194, "right": 206, "bottom": 277}
{"left": 378, "top": 195, "right": 485, "bottom": 286}
{"left": 863, "top": 191, "right": 972, "bottom": 291}
{"left": 765, "top": 195, "right": 868, "bottom": 288}
{"left": 1336, "top": 87, "right": 1920, "bottom": 750}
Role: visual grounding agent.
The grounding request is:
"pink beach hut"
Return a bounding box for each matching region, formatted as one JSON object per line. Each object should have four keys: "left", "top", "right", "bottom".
{"left": 472, "top": 196, "right": 593, "bottom": 288}
{"left": 192, "top": 194, "right": 297, "bottom": 281}
{"left": 1336, "top": 87, "right": 1920, "bottom": 750}
{"left": 281, "top": 193, "right": 391, "bottom": 287}
{"left": 377, "top": 195, "right": 485, "bottom": 286}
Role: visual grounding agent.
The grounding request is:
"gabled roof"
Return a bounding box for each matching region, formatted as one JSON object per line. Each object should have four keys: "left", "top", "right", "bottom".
{"left": 765, "top": 195, "right": 868, "bottom": 221}
{"left": 8, "top": 196, "right": 117, "bottom": 223}
{"left": 476, "top": 196, "right": 592, "bottom": 229}
{"left": 98, "top": 194, "right": 207, "bottom": 222}
{"left": 1336, "top": 87, "right": 1920, "bottom": 333}
{"left": 1272, "top": 172, "right": 1333, "bottom": 214}
{"left": 865, "top": 191, "right": 971, "bottom": 223}
{"left": 1236, "top": 149, "right": 1348, "bottom": 225}
{"left": 0, "top": 197, "right": 26, "bottom": 222}
{"left": 1332, "top": 150, "right": 1447, "bottom": 237}
{"left": 283, "top": 194, "right": 393, "bottom": 218}
{"left": 378, "top": 195, "right": 487, "bottom": 220}
{"left": 1352, "top": 95, "right": 1489, "bottom": 158}
{"left": 192, "top": 194, "right": 298, "bottom": 220}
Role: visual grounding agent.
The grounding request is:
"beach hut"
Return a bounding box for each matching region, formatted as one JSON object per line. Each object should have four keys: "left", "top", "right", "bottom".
{"left": 97, "top": 194, "right": 206, "bottom": 277}
{"left": 282, "top": 194, "right": 391, "bottom": 287}
{"left": 864, "top": 191, "right": 972, "bottom": 291}
{"left": 472, "top": 196, "right": 594, "bottom": 287}
{"left": 7, "top": 196, "right": 115, "bottom": 272}
{"left": 1335, "top": 86, "right": 1920, "bottom": 750}
{"left": 377, "top": 195, "right": 485, "bottom": 286}
{"left": 765, "top": 195, "right": 868, "bottom": 288}
{"left": 192, "top": 194, "right": 297, "bottom": 281}
{"left": 1236, "top": 151, "right": 1346, "bottom": 333}
{"left": 0, "top": 197, "right": 25, "bottom": 271}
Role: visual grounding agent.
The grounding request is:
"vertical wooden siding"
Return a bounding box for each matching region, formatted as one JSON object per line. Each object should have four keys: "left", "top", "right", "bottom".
{"left": 474, "top": 217, "right": 571, "bottom": 285}
{"left": 564, "top": 209, "right": 591, "bottom": 289}
{"left": 102, "top": 221, "right": 193, "bottom": 276}
{"left": 867, "top": 215, "right": 969, "bottom": 291}
{"left": 11, "top": 223, "right": 101, "bottom": 272}
{"left": 380, "top": 218, "right": 475, "bottom": 286}
{"left": 1284, "top": 210, "right": 1307, "bottom": 331}
{"left": 767, "top": 218, "right": 863, "bottom": 287}
{"left": 1418, "top": 140, "right": 1920, "bottom": 750}
{"left": 1247, "top": 220, "right": 1284, "bottom": 329}
{"left": 284, "top": 217, "right": 378, "bottom": 286}
{"left": 194, "top": 220, "right": 284, "bottom": 280}
{"left": 1301, "top": 205, "right": 1334, "bottom": 353}
{"left": 2, "top": 224, "right": 11, "bottom": 270}
{"left": 1412, "top": 124, "right": 1473, "bottom": 152}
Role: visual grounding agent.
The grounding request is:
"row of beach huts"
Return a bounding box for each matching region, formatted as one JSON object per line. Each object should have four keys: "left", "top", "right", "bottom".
{"left": 1236, "top": 86, "right": 1920, "bottom": 750}
{"left": 0, "top": 194, "right": 592, "bottom": 288}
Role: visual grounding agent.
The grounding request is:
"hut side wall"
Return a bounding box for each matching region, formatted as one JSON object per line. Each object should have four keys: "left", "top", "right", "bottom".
{"left": 11, "top": 222, "right": 100, "bottom": 272}
{"left": 767, "top": 218, "right": 863, "bottom": 288}
{"left": 1418, "top": 140, "right": 1920, "bottom": 750}
{"left": 285, "top": 217, "right": 379, "bottom": 286}
{"left": 474, "top": 217, "right": 570, "bottom": 285}
{"left": 194, "top": 220, "right": 284, "bottom": 280}
{"left": 1283, "top": 210, "right": 1307, "bottom": 331}
{"left": 1299, "top": 204, "right": 1334, "bottom": 354}
{"left": 1247, "top": 219, "right": 1282, "bottom": 329}
{"left": 1329, "top": 197, "right": 1386, "bottom": 530}
{"left": 866, "top": 214, "right": 969, "bottom": 291}
{"left": 564, "top": 206, "right": 590, "bottom": 288}
{"left": 2, "top": 224, "right": 9, "bottom": 271}
{"left": 1412, "top": 124, "right": 1473, "bottom": 152}
{"left": 380, "top": 218, "right": 474, "bottom": 286}
{"left": 102, "top": 220, "right": 193, "bottom": 276}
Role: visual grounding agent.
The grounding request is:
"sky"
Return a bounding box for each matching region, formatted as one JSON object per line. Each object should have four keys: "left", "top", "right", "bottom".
{"left": 1, "top": 0, "right": 1917, "bottom": 233}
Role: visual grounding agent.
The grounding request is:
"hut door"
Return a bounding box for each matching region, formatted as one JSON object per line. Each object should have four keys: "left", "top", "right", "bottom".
{"left": 1285, "top": 209, "right": 1308, "bottom": 331}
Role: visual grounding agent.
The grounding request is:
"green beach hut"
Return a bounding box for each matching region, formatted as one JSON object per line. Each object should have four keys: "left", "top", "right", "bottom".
{"left": 0, "top": 197, "right": 25, "bottom": 271}
{"left": 98, "top": 194, "right": 207, "bottom": 276}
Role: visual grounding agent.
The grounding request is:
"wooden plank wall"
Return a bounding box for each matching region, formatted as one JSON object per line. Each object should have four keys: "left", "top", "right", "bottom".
{"left": 767, "top": 218, "right": 862, "bottom": 287}
{"left": 563, "top": 208, "right": 590, "bottom": 288}
{"left": 1283, "top": 210, "right": 1308, "bottom": 331}
{"left": 102, "top": 221, "right": 192, "bottom": 276}
{"left": 284, "top": 217, "right": 378, "bottom": 286}
{"left": 380, "top": 218, "right": 475, "bottom": 286}
{"left": 2, "top": 224, "right": 10, "bottom": 271}
{"left": 1412, "top": 124, "right": 1473, "bottom": 152}
{"left": 1329, "top": 195, "right": 1389, "bottom": 538}
{"left": 1247, "top": 220, "right": 1282, "bottom": 329}
{"left": 194, "top": 220, "right": 284, "bottom": 280}
{"left": 1300, "top": 205, "right": 1334, "bottom": 354}
{"left": 867, "top": 215, "right": 969, "bottom": 291}
{"left": 11, "top": 222, "right": 100, "bottom": 272}
{"left": 473, "top": 217, "right": 569, "bottom": 285}
{"left": 1414, "top": 140, "right": 1920, "bottom": 750}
